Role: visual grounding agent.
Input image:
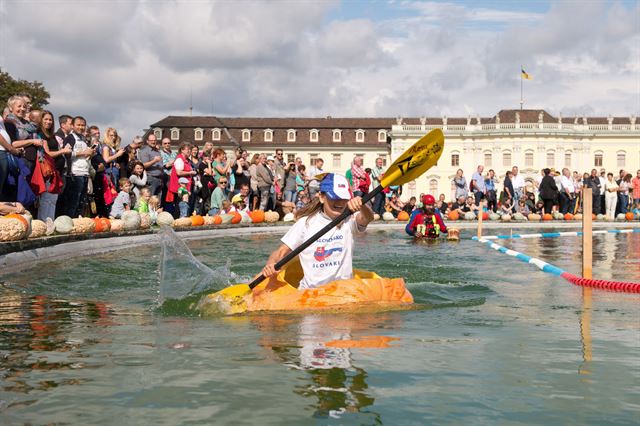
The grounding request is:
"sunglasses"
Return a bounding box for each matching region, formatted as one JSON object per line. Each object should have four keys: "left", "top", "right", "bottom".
{"left": 219, "top": 181, "right": 228, "bottom": 184}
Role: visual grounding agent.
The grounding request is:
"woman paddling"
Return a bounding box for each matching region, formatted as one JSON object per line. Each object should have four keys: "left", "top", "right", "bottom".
{"left": 261, "top": 173, "right": 373, "bottom": 290}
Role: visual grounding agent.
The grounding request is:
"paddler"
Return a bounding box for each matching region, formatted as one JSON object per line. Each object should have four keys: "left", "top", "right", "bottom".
{"left": 406, "top": 194, "right": 448, "bottom": 239}
{"left": 261, "top": 173, "right": 373, "bottom": 290}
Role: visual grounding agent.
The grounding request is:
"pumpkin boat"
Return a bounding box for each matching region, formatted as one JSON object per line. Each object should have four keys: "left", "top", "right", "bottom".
{"left": 197, "top": 257, "right": 414, "bottom": 315}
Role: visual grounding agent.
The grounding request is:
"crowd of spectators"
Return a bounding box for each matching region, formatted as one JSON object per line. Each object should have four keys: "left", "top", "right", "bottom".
{"left": 1, "top": 94, "right": 639, "bottom": 224}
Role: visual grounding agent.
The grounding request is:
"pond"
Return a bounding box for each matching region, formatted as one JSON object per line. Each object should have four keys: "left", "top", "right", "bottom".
{"left": 0, "top": 228, "right": 638, "bottom": 424}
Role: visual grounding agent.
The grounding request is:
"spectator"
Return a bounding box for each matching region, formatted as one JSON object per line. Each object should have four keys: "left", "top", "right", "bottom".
{"left": 632, "top": 170, "right": 640, "bottom": 206}
{"left": 256, "top": 155, "right": 275, "bottom": 211}
{"left": 248, "top": 153, "right": 261, "bottom": 211}
{"left": 559, "top": 168, "right": 576, "bottom": 214}
{"left": 160, "top": 138, "right": 176, "bottom": 177}
{"left": 4, "top": 96, "right": 43, "bottom": 176}
{"left": 119, "top": 136, "right": 142, "bottom": 179}
{"left": 512, "top": 166, "right": 525, "bottom": 205}
{"left": 604, "top": 172, "right": 618, "bottom": 220}
{"left": 0, "top": 201, "right": 25, "bottom": 215}
{"left": 350, "top": 156, "right": 369, "bottom": 197}
{"left": 135, "top": 186, "right": 152, "bottom": 213}
{"left": 189, "top": 145, "right": 200, "bottom": 168}
{"left": 37, "top": 111, "right": 68, "bottom": 221}
{"left": 0, "top": 116, "right": 23, "bottom": 201}
{"left": 403, "top": 196, "right": 417, "bottom": 213}
{"left": 128, "top": 160, "right": 148, "bottom": 207}
{"left": 539, "top": 168, "right": 559, "bottom": 214}
{"left": 137, "top": 133, "right": 163, "bottom": 198}
{"left": 485, "top": 169, "right": 497, "bottom": 213}
{"left": 88, "top": 125, "right": 110, "bottom": 217}
{"left": 177, "top": 177, "right": 191, "bottom": 218}
{"left": 502, "top": 170, "right": 514, "bottom": 211}
{"left": 598, "top": 168, "right": 607, "bottom": 215}
{"left": 306, "top": 157, "right": 324, "bottom": 199}
{"left": 274, "top": 149, "right": 286, "bottom": 196}
{"left": 101, "top": 128, "right": 125, "bottom": 189}
{"left": 295, "top": 164, "right": 306, "bottom": 195}
{"left": 585, "top": 169, "right": 602, "bottom": 214}
{"left": 471, "top": 165, "right": 486, "bottom": 206}
{"left": 232, "top": 148, "right": 250, "bottom": 195}
{"left": 211, "top": 148, "right": 230, "bottom": 184}
{"left": 371, "top": 157, "right": 386, "bottom": 215}
{"left": 618, "top": 173, "right": 631, "bottom": 215}
{"left": 283, "top": 161, "right": 298, "bottom": 203}
{"left": 208, "top": 176, "right": 228, "bottom": 216}
{"left": 515, "top": 198, "right": 531, "bottom": 217}
{"left": 166, "top": 142, "right": 196, "bottom": 216}
{"left": 231, "top": 183, "right": 250, "bottom": 212}
{"left": 451, "top": 168, "right": 467, "bottom": 201}
{"left": 450, "top": 195, "right": 466, "bottom": 216}
{"left": 386, "top": 193, "right": 404, "bottom": 217}
{"left": 110, "top": 177, "right": 131, "bottom": 218}
{"left": 62, "top": 116, "right": 94, "bottom": 217}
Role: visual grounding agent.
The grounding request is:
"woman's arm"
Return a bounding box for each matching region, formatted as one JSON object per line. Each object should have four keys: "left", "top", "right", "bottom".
{"left": 262, "top": 243, "right": 293, "bottom": 278}
{"left": 0, "top": 134, "right": 20, "bottom": 155}
{"left": 351, "top": 196, "right": 374, "bottom": 228}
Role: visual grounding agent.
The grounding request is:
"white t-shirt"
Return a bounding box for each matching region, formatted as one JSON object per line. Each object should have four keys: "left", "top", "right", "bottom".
{"left": 512, "top": 174, "right": 525, "bottom": 191}
{"left": 0, "top": 118, "right": 10, "bottom": 151}
{"left": 174, "top": 157, "right": 185, "bottom": 172}
{"left": 281, "top": 212, "right": 365, "bottom": 290}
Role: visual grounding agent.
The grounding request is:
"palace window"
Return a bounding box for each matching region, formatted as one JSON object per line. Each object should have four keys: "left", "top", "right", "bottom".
{"left": 170, "top": 127, "right": 180, "bottom": 141}
{"left": 332, "top": 129, "right": 342, "bottom": 142}
{"left": 502, "top": 151, "right": 511, "bottom": 167}
{"left": 153, "top": 128, "right": 162, "bottom": 140}
{"left": 594, "top": 152, "right": 603, "bottom": 167}
{"left": 333, "top": 154, "right": 341, "bottom": 169}
{"left": 309, "top": 153, "right": 319, "bottom": 165}
{"left": 378, "top": 130, "right": 387, "bottom": 142}
{"left": 287, "top": 154, "right": 295, "bottom": 164}
{"left": 355, "top": 129, "right": 365, "bottom": 143}
{"left": 242, "top": 129, "right": 251, "bottom": 142}
{"left": 617, "top": 151, "right": 626, "bottom": 168}
{"left": 194, "top": 128, "right": 203, "bottom": 141}
{"left": 525, "top": 151, "right": 534, "bottom": 167}
{"left": 451, "top": 152, "right": 460, "bottom": 167}
{"left": 429, "top": 179, "right": 438, "bottom": 197}
{"left": 309, "top": 129, "right": 319, "bottom": 142}
{"left": 564, "top": 151, "right": 572, "bottom": 168}
{"left": 483, "top": 151, "right": 492, "bottom": 167}
{"left": 546, "top": 150, "right": 555, "bottom": 167}
{"left": 287, "top": 129, "right": 296, "bottom": 142}
{"left": 211, "top": 128, "right": 221, "bottom": 141}
{"left": 264, "top": 129, "right": 273, "bottom": 142}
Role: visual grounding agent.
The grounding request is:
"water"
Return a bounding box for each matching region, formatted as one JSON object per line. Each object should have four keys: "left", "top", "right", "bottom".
{"left": 0, "top": 228, "right": 638, "bottom": 424}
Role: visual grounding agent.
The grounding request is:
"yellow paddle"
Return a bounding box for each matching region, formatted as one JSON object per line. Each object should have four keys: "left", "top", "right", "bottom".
{"left": 204, "top": 129, "right": 445, "bottom": 308}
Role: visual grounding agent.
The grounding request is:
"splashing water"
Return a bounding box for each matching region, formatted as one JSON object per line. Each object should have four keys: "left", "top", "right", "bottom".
{"left": 157, "top": 227, "right": 242, "bottom": 314}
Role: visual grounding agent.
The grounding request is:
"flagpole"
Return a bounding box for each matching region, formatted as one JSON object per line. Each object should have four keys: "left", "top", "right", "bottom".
{"left": 520, "top": 65, "right": 524, "bottom": 110}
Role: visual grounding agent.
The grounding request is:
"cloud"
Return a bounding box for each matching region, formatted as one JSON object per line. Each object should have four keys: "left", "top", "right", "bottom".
{"left": 0, "top": 0, "right": 637, "bottom": 140}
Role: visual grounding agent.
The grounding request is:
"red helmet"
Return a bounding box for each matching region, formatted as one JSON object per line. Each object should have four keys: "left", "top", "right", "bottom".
{"left": 422, "top": 194, "right": 435, "bottom": 205}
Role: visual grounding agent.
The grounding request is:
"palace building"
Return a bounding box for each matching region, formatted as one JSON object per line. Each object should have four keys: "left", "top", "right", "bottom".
{"left": 149, "top": 110, "right": 639, "bottom": 199}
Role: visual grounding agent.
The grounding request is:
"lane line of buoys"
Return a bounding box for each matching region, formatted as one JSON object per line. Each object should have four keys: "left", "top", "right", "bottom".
{"left": 477, "top": 238, "right": 640, "bottom": 293}
{"left": 472, "top": 228, "right": 640, "bottom": 241}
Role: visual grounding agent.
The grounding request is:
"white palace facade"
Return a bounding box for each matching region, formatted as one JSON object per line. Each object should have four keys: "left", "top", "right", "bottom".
{"left": 149, "top": 109, "right": 639, "bottom": 200}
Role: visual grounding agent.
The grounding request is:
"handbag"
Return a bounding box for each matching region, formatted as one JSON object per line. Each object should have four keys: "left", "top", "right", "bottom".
{"left": 37, "top": 148, "right": 56, "bottom": 180}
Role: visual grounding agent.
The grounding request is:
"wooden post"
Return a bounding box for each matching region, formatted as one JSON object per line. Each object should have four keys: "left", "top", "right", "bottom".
{"left": 477, "top": 200, "right": 484, "bottom": 239}
{"left": 582, "top": 187, "right": 592, "bottom": 279}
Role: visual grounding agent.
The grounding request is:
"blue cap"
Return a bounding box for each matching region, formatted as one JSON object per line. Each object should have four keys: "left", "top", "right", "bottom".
{"left": 319, "top": 173, "right": 352, "bottom": 200}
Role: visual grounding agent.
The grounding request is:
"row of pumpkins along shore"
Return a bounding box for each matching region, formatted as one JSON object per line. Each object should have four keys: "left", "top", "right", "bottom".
{"left": 1, "top": 209, "right": 638, "bottom": 242}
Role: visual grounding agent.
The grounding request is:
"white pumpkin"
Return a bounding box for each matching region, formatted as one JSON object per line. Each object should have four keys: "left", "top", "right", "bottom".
{"left": 219, "top": 214, "right": 234, "bottom": 224}
{"left": 373, "top": 213, "right": 381, "bottom": 221}
{"left": 29, "top": 219, "right": 47, "bottom": 238}
{"left": 573, "top": 213, "right": 583, "bottom": 220}
{"left": 528, "top": 213, "right": 541, "bottom": 221}
{"left": 72, "top": 217, "right": 96, "bottom": 234}
{"left": 157, "top": 211, "right": 175, "bottom": 227}
{"left": 110, "top": 219, "right": 125, "bottom": 232}
{"left": 0, "top": 218, "right": 29, "bottom": 241}
{"left": 464, "top": 212, "right": 476, "bottom": 221}
{"left": 616, "top": 213, "right": 626, "bottom": 221}
{"left": 552, "top": 212, "right": 564, "bottom": 220}
{"left": 501, "top": 214, "right": 512, "bottom": 222}
{"left": 283, "top": 213, "right": 295, "bottom": 222}
{"left": 139, "top": 213, "right": 151, "bottom": 229}
{"left": 512, "top": 212, "right": 526, "bottom": 221}
{"left": 54, "top": 216, "right": 74, "bottom": 234}
{"left": 172, "top": 217, "right": 192, "bottom": 227}
{"left": 382, "top": 212, "right": 395, "bottom": 221}
{"left": 596, "top": 214, "right": 605, "bottom": 221}
{"left": 489, "top": 213, "right": 501, "bottom": 221}
{"left": 240, "top": 212, "right": 252, "bottom": 224}
{"left": 203, "top": 215, "right": 216, "bottom": 226}
{"left": 122, "top": 210, "right": 141, "bottom": 230}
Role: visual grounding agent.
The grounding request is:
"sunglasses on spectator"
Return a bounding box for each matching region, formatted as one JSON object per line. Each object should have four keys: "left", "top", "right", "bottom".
{"left": 219, "top": 181, "right": 228, "bottom": 184}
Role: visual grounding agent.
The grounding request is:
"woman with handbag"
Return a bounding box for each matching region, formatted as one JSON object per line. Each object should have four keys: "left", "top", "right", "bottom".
{"left": 39, "top": 111, "right": 70, "bottom": 221}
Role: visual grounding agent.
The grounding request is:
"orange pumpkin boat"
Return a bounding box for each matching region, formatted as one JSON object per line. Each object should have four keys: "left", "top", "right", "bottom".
{"left": 197, "top": 257, "right": 414, "bottom": 315}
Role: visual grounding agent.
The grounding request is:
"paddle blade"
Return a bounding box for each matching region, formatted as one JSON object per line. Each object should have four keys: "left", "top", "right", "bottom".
{"left": 196, "top": 284, "right": 251, "bottom": 316}
{"left": 380, "top": 129, "right": 444, "bottom": 188}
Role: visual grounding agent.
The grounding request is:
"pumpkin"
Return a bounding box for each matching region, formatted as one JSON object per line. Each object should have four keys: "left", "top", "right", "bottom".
{"left": 512, "top": 212, "right": 526, "bottom": 221}
{"left": 191, "top": 215, "right": 205, "bottom": 226}
{"left": 489, "top": 213, "right": 501, "bottom": 221}
{"left": 72, "top": 217, "right": 96, "bottom": 234}
{"left": 230, "top": 212, "right": 242, "bottom": 224}
{"left": 501, "top": 214, "right": 512, "bottom": 221}
{"left": 528, "top": 213, "right": 541, "bottom": 221}
{"left": 249, "top": 210, "right": 265, "bottom": 223}
{"left": 203, "top": 215, "right": 215, "bottom": 226}
{"left": 591, "top": 214, "right": 596, "bottom": 220}
{"left": 139, "top": 213, "right": 151, "bottom": 229}
{"left": 397, "top": 211, "right": 410, "bottom": 221}
{"left": 573, "top": 213, "right": 583, "bottom": 220}
{"left": 446, "top": 228, "right": 460, "bottom": 241}
{"left": 93, "top": 217, "right": 111, "bottom": 233}
{"left": 27, "top": 219, "right": 46, "bottom": 238}
{"left": 543, "top": 213, "right": 553, "bottom": 221}
{"left": 264, "top": 211, "right": 280, "bottom": 223}
{"left": 596, "top": 214, "right": 605, "bottom": 221}
{"left": 213, "top": 215, "right": 223, "bottom": 225}
{"left": 552, "top": 212, "right": 564, "bottom": 220}
{"left": 122, "top": 211, "right": 141, "bottom": 230}
{"left": 219, "top": 214, "right": 234, "bottom": 224}
{"left": 0, "top": 218, "right": 28, "bottom": 241}
{"left": 464, "top": 212, "right": 476, "bottom": 221}
{"left": 448, "top": 210, "right": 459, "bottom": 221}
{"left": 481, "top": 212, "right": 489, "bottom": 221}
{"left": 564, "top": 213, "right": 574, "bottom": 221}
{"left": 283, "top": 213, "right": 295, "bottom": 222}
{"left": 54, "top": 215, "right": 74, "bottom": 234}
{"left": 157, "top": 211, "right": 175, "bottom": 227}
{"left": 240, "top": 212, "right": 252, "bottom": 224}
{"left": 4, "top": 213, "right": 29, "bottom": 233}
{"left": 373, "top": 213, "right": 381, "bottom": 221}
{"left": 173, "top": 217, "right": 193, "bottom": 227}
{"left": 626, "top": 212, "right": 635, "bottom": 221}
{"left": 110, "top": 219, "right": 124, "bottom": 232}
{"left": 382, "top": 212, "right": 395, "bottom": 221}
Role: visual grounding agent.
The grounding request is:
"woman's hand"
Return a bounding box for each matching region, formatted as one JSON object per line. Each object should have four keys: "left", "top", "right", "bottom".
{"left": 262, "top": 262, "right": 278, "bottom": 278}
{"left": 347, "top": 196, "right": 363, "bottom": 213}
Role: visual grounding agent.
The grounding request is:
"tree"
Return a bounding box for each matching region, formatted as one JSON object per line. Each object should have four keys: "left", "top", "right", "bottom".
{"left": 0, "top": 68, "right": 50, "bottom": 110}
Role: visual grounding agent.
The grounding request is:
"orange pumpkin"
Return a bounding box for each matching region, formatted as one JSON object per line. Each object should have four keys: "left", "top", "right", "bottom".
{"left": 191, "top": 215, "right": 205, "bottom": 226}
{"left": 3, "top": 213, "right": 29, "bottom": 232}
{"left": 231, "top": 212, "right": 242, "bottom": 224}
{"left": 213, "top": 215, "right": 223, "bottom": 225}
{"left": 564, "top": 213, "right": 574, "bottom": 221}
{"left": 448, "top": 210, "right": 459, "bottom": 221}
{"left": 250, "top": 210, "right": 265, "bottom": 223}
{"left": 626, "top": 212, "right": 635, "bottom": 221}
{"left": 543, "top": 213, "right": 553, "bottom": 221}
{"left": 592, "top": 214, "right": 596, "bottom": 220}
{"left": 481, "top": 212, "right": 489, "bottom": 221}
{"left": 397, "top": 211, "right": 410, "bottom": 221}
{"left": 93, "top": 217, "right": 111, "bottom": 233}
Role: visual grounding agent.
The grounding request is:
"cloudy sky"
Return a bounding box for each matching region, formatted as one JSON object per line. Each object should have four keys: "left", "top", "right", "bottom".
{"left": 1, "top": 0, "right": 638, "bottom": 138}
